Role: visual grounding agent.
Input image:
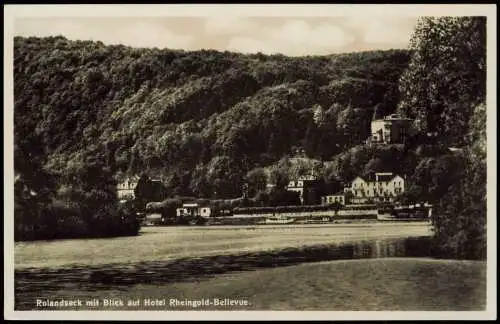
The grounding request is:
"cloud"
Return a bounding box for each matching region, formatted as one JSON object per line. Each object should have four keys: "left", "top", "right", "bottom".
{"left": 306, "top": 23, "right": 355, "bottom": 48}
{"left": 342, "top": 16, "right": 417, "bottom": 46}
{"left": 226, "top": 37, "right": 281, "bottom": 55}
{"left": 105, "top": 21, "right": 194, "bottom": 49}
{"left": 363, "top": 21, "right": 413, "bottom": 45}
{"left": 269, "top": 20, "right": 311, "bottom": 44}
{"left": 15, "top": 18, "right": 194, "bottom": 50}
{"left": 226, "top": 19, "right": 355, "bottom": 56}
{"left": 204, "top": 16, "right": 258, "bottom": 35}
{"left": 14, "top": 16, "right": 417, "bottom": 55}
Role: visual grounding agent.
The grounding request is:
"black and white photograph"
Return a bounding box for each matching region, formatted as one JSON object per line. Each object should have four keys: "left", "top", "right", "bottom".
{"left": 4, "top": 4, "right": 496, "bottom": 321}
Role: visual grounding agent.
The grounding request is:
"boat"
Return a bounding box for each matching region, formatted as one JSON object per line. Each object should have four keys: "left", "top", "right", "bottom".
{"left": 265, "top": 215, "right": 296, "bottom": 225}
{"left": 376, "top": 212, "right": 398, "bottom": 221}
{"left": 377, "top": 205, "right": 431, "bottom": 221}
{"left": 300, "top": 217, "right": 333, "bottom": 224}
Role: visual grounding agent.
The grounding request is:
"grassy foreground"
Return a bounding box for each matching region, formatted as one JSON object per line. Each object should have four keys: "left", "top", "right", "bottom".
{"left": 21, "top": 258, "right": 485, "bottom": 311}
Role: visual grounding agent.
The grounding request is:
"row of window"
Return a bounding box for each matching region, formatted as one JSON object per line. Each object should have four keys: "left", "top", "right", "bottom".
{"left": 288, "top": 181, "right": 304, "bottom": 187}
{"left": 325, "top": 196, "right": 344, "bottom": 203}
{"left": 353, "top": 181, "right": 403, "bottom": 188}
{"left": 354, "top": 188, "right": 402, "bottom": 196}
{"left": 117, "top": 182, "right": 138, "bottom": 189}
{"left": 352, "top": 197, "right": 394, "bottom": 202}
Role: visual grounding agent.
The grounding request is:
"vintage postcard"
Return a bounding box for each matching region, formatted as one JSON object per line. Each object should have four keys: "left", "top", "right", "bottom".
{"left": 4, "top": 4, "right": 497, "bottom": 321}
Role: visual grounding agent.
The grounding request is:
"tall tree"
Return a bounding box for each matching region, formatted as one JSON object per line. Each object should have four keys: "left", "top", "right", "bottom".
{"left": 246, "top": 168, "right": 268, "bottom": 197}
{"left": 303, "top": 118, "right": 318, "bottom": 157}
{"left": 432, "top": 102, "right": 486, "bottom": 260}
{"left": 397, "top": 17, "right": 486, "bottom": 146}
{"left": 399, "top": 17, "right": 487, "bottom": 259}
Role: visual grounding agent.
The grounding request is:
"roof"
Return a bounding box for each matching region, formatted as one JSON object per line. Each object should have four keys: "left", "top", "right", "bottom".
{"left": 297, "top": 175, "right": 316, "bottom": 181}
{"left": 116, "top": 174, "right": 141, "bottom": 183}
{"left": 351, "top": 176, "right": 367, "bottom": 183}
{"left": 183, "top": 203, "right": 199, "bottom": 207}
{"left": 151, "top": 179, "right": 163, "bottom": 183}
{"left": 376, "top": 173, "right": 395, "bottom": 182}
{"left": 350, "top": 172, "right": 402, "bottom": 183}
{"left": 372, "top": 114, "right": 413, "bottom": 123}
{"left": 384, "top": 114, "right": 413, "bottom": 121}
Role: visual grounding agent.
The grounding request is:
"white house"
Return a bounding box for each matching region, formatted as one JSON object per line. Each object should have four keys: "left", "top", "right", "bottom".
{"left": 286, "top": 173, "right": 319, "bottom": 204}
{"left": 321, "top": 193, "right": 346, "bottom": 205}
{"left": 345, "top": 172, "right": 405, "bottom": 204}
{"left": 176, "top": 203, "right": 211, "bottom": 218}
{"left": 116, "top": 175, "right": 140, "bottom": 200}
{"left": 370, "top": 114, "right": 414, "bottom": 144}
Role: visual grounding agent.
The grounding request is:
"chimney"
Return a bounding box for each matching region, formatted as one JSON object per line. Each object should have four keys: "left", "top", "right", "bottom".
{"left": 372, "top": 105, "right": 378, "bottom": 121}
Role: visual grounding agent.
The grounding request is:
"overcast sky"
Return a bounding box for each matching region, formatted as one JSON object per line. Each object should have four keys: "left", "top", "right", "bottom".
{"left": 14, "top": 16, "right": 418, "bottom": 56}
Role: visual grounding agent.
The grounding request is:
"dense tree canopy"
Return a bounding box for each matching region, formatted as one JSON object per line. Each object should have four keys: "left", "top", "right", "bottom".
{"left": 398, "top": 17, "right": 486, "bottom": 146}
{"left": 398, "top": 17, "right": 487, "bottom": 259}
{"left": 14, "top": 36, "right": 410, "bottom": 200}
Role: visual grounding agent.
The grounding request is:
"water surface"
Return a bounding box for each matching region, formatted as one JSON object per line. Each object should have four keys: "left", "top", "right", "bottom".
{"left": 14, "top": 222, "right": 485, "bottom": 311}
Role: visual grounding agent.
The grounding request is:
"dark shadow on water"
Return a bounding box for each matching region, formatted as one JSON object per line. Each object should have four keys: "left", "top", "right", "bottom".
{"left": 15, "top": 236, "right": 434, "bottom": 300}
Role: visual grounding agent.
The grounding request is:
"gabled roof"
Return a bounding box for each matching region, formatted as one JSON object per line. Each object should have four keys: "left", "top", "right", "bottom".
{"left": 350, "top": 173, "right": 403, "bottom": 184}
{"left": 352, "top": 176, "right": 366, "bottom": 183}
{"left": 376, "top": 174, "right": 395, "bottom": 182}
{"left": 183, "top": 203, "right": 198, "bottom": 207}
{"left": 116, "top": 174, "right": 141, "bottom": 183}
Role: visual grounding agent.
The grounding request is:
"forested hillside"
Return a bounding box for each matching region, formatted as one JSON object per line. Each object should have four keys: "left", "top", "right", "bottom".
{"left": 13, "top": 16, "right": 487, "bottom": 259}
{"left": 14, "top": 36, "right": 409, "bottom": 198}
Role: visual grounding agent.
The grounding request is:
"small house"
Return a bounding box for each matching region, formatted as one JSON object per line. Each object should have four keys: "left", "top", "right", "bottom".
{"left": 286, "top": 170, "right": 321, "bottom": 205}
{"left": 370, "top": 114, "right": 414, "bottom": 144}
{"left": 321, "top": 193, "right": 346, "bottom": 206}
{"left": 117, "top": 175, "right": 140, "bottom": 200}
{"left": 176, "top": 203, "right": 211, "bottom": 218}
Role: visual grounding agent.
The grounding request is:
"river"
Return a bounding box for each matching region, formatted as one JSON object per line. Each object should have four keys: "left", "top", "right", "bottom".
{"left": 13, "top": 222, "right": 486, "bottom": 311}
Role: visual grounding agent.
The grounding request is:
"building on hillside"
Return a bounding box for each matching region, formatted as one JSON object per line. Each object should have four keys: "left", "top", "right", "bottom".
{"left": 291, "top": 146, "right": 306, "bottom": 158}
{"left": 150, "top": 178, "right": 168, "bottom": 200}
{"left": 176, "top": 203, "right": 212, "bottom": 218}
{"left": 321, "top": 193, "right": 346, "bottom": 206}
{"left": 344, "top": 172, "right": 405, "bottom": 204}
{"left": 286, "top": 171, "right": 321, "bottom": 205}
{"left": 131, "top": 175, "right": 168, "bottom": 202}
{"left": 116, "top": 175, "right": 140, "bottom": 200}
{"left": 369, "top": 114, "right": 414, "bottom": 145}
